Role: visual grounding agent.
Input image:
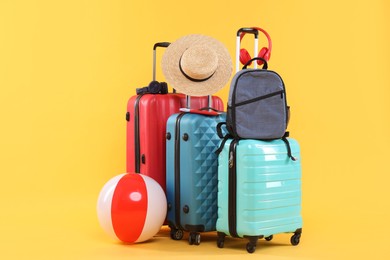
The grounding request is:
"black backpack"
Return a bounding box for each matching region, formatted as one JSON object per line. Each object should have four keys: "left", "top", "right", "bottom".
{"left": 226, "top": 57, "right": 290, "bottom": 140}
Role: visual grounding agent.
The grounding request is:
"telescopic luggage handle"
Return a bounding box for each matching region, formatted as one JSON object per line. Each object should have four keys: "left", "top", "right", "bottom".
{"left": 186, "top": 95, "right": 213, "bottom": 109}
{"left": 186, "top": 95, "right": 213, "bottom": 108}
{"left": 184, "top": 95, "right": 212, "bottom": 109}
{"left": 236, "top": 28, "right": 259, "bottom": 72}
{"left": 136, "top": 42, "right": 171, "bottom": 95}
{"left": 153, "top": 42, "right": 170, "bottom": 81}
{"left": 151, "top": 41, "right": 178, "bottom": 93}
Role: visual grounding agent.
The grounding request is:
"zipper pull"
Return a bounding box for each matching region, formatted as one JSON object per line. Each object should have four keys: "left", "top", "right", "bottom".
{"left": 229, "top": 151, "right": 234, "bottom": 168}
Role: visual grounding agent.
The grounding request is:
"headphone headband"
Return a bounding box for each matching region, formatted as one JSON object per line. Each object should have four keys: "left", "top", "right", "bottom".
{"left": 240, "top": 27, "right": 272, "bottom": 53}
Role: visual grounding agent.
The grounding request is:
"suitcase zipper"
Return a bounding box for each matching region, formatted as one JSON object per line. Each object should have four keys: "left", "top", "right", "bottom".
{"left": 174, "top": 113, "right": 186, "bottom": 231}
{"left": 228, "top": 139, "right": 239, "bottom": 238}
{"left": 134, "top": 95, "right": 144, "bottom": 173}
{"left": 229, "top": 151, "right": 234, "bottom": 168}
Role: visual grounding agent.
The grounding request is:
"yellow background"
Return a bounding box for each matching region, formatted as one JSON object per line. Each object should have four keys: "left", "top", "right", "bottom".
{"left": 1, "top": 0, "right": 389, "bottom": 259}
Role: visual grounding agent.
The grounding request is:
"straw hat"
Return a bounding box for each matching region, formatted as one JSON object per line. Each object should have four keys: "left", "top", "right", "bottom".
{"left": 161, "top": 34, "right": 232, "bottom": 96}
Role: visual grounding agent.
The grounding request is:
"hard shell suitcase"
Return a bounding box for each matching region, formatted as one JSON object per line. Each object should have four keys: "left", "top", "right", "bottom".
{"left": 166, "top": 97, "right": 226, "bottom": 245}
{"left": 126, "top": 43, "right": 224, "bottom": 193}
{"left": 216, "top": 138, "right": 303, "bottom": 253}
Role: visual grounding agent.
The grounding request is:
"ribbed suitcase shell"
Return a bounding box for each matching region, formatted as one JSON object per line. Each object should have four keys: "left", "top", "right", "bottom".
{"left": 126, "top": 94, "right": 223, "bottom": 193}
{"left": 166, "top": 112, "right": 226, "bottom": 244}
{"left": 216, "top": 138, "right": 302, "bottom": 250}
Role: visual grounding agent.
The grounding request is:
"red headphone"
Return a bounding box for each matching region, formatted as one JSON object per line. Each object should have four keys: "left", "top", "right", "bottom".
{"left": 239, "top": 27, "right": 272, "bottom": 66}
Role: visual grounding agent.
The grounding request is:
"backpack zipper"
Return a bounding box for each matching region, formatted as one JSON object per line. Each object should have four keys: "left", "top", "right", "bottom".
{"left": 234, "top": 89, "right": 284, "bottom": 107}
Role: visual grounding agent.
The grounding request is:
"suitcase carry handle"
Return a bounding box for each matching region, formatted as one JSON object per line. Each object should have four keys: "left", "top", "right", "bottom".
{"left": 199, "top": 107, "right": 222, "bottom": 112}
{"left": 242, "top": 57, "right": 268, "bottom": 70}
{"left": 236, "top": 27, "right": 259, "bottom": 72}
{"left": 179, "top": 108, "right": 220, "bottom": 116}
{"left": 194, "top": 107, "right": 223, "bottom": 116}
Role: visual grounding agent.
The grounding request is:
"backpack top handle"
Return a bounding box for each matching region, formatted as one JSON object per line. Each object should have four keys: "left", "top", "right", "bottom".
{"left": 242, "top": 57, "right": 268, "bottom": 70}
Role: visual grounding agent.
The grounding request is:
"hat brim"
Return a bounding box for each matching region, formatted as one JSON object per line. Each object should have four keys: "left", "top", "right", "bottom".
{"left": 161, "top": 34, "right": 232, "bottom": 96}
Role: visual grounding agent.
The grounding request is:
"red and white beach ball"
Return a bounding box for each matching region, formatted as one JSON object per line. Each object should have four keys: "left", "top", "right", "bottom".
{"left": 97, "top": 173, "right": 167, "bottom": 243}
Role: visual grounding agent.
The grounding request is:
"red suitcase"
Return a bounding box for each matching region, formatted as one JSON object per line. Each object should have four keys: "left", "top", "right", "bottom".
{"left": 126, "top": 42, "right": 224, "bottom": 193}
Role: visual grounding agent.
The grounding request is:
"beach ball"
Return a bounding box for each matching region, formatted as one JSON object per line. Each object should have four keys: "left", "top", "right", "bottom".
{"left": 97, "top": 173, "right": 167, "bottom": 243}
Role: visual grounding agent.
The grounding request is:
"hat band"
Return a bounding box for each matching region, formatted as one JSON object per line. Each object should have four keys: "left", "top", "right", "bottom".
{"left": 179, "top": 56, "right": 215, "bottom": 82}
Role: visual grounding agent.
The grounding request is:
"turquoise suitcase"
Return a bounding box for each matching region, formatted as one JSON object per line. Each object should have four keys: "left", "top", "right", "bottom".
{"left": 216, "top": 138, "right": 302, "bottom": 253}
{"left": 166, "top": 111, "right": 226, "bottom": 245}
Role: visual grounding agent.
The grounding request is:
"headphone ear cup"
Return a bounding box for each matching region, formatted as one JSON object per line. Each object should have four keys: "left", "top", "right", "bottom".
{"left": 240, "top": 48, "right": 252, "bottom": 65}
{"left": 160, "top": 82, "right": 168, "bottom": 94}
{"left": 257, "top": 47, "right": 270, "bottom": 65}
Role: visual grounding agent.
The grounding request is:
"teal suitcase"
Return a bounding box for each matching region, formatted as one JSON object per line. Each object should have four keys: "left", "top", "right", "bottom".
{"left": 166, "top": 110, "right": 226, "bottom": 245}
{"left": 216, "top": 138, "right": 302, "bottom": 253}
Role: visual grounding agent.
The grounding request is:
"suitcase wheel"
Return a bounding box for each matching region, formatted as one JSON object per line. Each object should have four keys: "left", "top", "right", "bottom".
{"left": 264, "top": 235, "right": 273, "bottom": 241}
{"left": 246, "top": 236, "right": 259, "bottom": 254}
{"left": 290, "top": 233, "right": 301, "bottom": 246}
{"left": 188, "top": 232, "right": 200, "bottom": 245}
{"left": 217, "top": 232, "right": 226, "bottom": 248}
{"left": 246, "top": 242, "right": 256, "bottom": 253}
{"left": 170, "top": 228, "right": 184, "bottom": 240}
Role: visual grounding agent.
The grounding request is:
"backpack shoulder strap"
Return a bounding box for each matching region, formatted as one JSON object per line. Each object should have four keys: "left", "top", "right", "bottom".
{"left": 281, "top": 132, "right": 297, "bottom": 161}
{"left": 215, "top": 122, "right": 236, "bottom": 155}
{"left": 215, "top": 134, "right": 231, "bottom": 155}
